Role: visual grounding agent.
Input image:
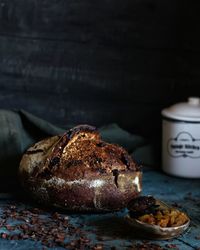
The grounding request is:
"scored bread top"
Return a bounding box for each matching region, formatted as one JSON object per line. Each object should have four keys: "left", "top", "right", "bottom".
{"left": 20, "top": 125, "right": 140, "bottom": 182}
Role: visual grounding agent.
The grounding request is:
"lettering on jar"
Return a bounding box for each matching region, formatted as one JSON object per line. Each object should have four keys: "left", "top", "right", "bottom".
{"left": 167, "top": 132, "right": 200, "bottom": 158}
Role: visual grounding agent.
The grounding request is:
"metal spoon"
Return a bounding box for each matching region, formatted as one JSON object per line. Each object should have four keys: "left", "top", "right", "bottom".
{"left": 126, "top": 199, "right": 190, "bottom": 240}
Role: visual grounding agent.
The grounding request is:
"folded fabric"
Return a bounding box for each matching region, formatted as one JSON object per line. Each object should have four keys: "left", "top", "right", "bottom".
{"left": 0, "top": 109, "right": 156, "bottom": 191}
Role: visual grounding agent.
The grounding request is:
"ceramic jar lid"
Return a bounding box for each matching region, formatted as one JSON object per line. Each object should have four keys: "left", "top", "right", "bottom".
{"left": 162, "top": 97, "right": 200, "bottom": 122}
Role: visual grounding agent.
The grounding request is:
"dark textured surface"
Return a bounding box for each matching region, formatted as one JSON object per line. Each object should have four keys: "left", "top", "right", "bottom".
{"left": 0, "top": 167, "right": 200, "bottom": 249}
{"left": 1, "top": 0, "right": 200, "bottom": 142}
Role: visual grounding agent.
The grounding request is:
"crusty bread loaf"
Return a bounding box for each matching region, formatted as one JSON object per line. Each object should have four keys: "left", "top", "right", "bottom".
{"left": 19, "top": 125, "right": 142, "bottom": 211}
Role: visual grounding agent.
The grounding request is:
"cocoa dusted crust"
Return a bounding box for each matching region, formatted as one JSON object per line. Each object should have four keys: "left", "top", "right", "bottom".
{"left": 19, "top": 125, "right": 142, "bottom": 212}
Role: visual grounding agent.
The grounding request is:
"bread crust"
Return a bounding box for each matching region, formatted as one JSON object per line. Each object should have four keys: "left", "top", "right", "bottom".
{"left": 19, "top": 125, "right": 142, "bottom": 211}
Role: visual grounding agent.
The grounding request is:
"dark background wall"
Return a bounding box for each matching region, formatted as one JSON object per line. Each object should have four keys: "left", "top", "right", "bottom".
{"left": 0, "top": 0, "right": 200, "bottom": 144}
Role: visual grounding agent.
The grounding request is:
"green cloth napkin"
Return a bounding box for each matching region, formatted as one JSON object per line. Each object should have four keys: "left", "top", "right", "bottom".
{"left": 0, "top": 109, "right": 156, "bottom": 190}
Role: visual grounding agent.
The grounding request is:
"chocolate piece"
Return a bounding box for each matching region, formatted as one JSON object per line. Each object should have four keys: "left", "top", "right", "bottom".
{"left": 128, "top": 196, "right": 159, "bottom": 218}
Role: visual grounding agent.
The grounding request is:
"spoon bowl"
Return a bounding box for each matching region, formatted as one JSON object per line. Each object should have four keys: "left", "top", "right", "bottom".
{"left": 126, "top": 199, "right": 190, "bottom": 240}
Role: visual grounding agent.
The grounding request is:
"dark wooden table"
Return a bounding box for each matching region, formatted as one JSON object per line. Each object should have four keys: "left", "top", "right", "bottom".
{"left": 0, "top": 167, "right": 199, "bottom": 249}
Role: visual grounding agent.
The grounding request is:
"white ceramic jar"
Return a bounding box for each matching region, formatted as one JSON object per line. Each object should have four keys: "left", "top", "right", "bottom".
{"left": 162, "top": 97, "right": 200, "bottom": 178}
